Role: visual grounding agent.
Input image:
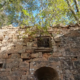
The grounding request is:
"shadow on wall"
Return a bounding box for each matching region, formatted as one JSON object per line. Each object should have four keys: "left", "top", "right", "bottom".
{"left": 0, "top": 27, "right": 30, "bottom": 70}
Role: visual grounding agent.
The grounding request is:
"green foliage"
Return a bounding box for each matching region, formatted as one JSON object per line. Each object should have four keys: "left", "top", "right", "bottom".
{"left": 22, "top": 9, "right": 29, "bottom": 16}
{"left": 0, "top": 0, "right": 80, "bottom": 27}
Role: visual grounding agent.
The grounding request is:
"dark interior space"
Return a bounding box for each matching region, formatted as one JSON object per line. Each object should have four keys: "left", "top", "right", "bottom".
{"left": 37, "top": 37, "right": 50, "bottom": 47}
{"left": 34, "top": 67, "right": 59, "bottom": 80}
{"left": 0, "top": 63, "right": 3, "bottom": 68}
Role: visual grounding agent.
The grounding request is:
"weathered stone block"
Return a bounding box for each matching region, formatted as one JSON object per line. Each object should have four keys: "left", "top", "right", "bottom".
{"left": 62, "top": 60, "right": 73, "bottom": 69}
{"left": 11, "top": 53, "right": 21, "bottom": 59}
{"left": 0, "top": 76, "right": 9, "bottom": 80}
{"left": 0, "top": 54, "right": 3, "bottom": 59}
{"left": 19, "top": 62, "right": 29, "bottom": 68}
{"left": 11, "top": 71, "right": 26, "bottom": 77}
{"left": 21, "top": 53, "right": 30, "bottom": 59}
{"left": 14, "top": 45, "right": 23, "bottom": 51}
{"left": 8, "top": 76, "right": 20, "bottom": 80}
{"left": 25, "top": 49, "right": 34, "bottom": 53}
{"left": 6, "top": 59, "right": 22, "bottom": 68}
{"left": 21, "top": 75, "right": 28, "bottom": 80}
{"left": 0, "top": 34, "right": 3, "bottom": 41}
{"left": 31, "top": 52, "right": 42, "bottom": 58}
{"left": 32, "top": 43, "right": 37, "bottom": 47}
{"left": 38, "top": 52, "right": 42, "bottom": 58}
{"left": 27, "top": 42, "right": 33, "bottom": 47}
{"left": 1, "top": 47, "right": 7, "bottom": 51}
{"left": 74, "top": 61, "right": 80, "bottom": 68}
{"left": 48, "top": 56, "right": 60, "bottom": 62}
{"left": 31, "top": 53, "right": 38, "bottom": 58}
{"left": 2, "top": 53, "right": 8, "bottom": 59}
{"left": 74, "top": 74, "right": 80, "bottom": 80}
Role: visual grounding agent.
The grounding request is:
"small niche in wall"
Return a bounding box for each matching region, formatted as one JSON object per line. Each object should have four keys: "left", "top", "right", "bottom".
{"left": 37, "top": 36, "right": 51, "bottom": 47}
{"left": 35, "top": 36, "right": 52, "bottom": 53}
{"left": 0, "top": 63, "right": 3, "bottom": 69}
{"left": 22, "top": 58, "right": 30, "bottom": 62}
{"left": 74, "top": 56, "right": 77, "bottom": 59}
{"left": 8, "top": 53, "right": 12, "bottom": 58}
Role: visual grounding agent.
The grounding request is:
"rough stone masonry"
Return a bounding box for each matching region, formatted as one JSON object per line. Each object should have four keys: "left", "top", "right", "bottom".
{"left": 0, "top": 24, "right": 80, "bottom": 80}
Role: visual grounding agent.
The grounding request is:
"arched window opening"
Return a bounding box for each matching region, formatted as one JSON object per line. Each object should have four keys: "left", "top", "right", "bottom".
{"left": 34, "top": 67, "right": 59, "bottom": 80}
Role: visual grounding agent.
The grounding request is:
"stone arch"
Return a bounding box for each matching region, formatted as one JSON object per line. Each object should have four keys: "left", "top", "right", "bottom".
{"left": 34, "top": 66, "right": 59, "bottom": 80}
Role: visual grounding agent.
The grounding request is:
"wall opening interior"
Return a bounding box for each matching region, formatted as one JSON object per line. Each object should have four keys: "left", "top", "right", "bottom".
{"left": 34, "top": 67, "right": 59, "bottom": 80}
{"left": 35, "top": 36, "right": 52, "bottom": 53}
{"left": 22, "top": 58, "right": 30, "bottom": 62}
{"left": 8, "top": 53, "right": 12, "bottom": 58}
{"left": 37, "top": 37, "right": 50, "bottom": 47}
{"left": 0, "top": 63, "right": 3, "bottom": 69}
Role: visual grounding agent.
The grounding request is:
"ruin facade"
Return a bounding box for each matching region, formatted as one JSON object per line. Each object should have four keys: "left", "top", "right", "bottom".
{"left": 0, "top": 24, "right": 80, "bottom": 80}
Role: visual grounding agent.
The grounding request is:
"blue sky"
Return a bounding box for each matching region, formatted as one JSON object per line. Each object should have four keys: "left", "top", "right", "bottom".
{"left": 5, "top": 0, "right": 78, "bottom": 27}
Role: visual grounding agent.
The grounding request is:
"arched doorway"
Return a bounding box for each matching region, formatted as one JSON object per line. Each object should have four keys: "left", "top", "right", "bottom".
{"left": 34, "top": 67, "right": 59, "bottom": 80}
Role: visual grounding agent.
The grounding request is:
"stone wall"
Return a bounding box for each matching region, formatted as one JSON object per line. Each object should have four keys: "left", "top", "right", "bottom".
{"left": 0, "top": 25, "right": 80, "bottom": 80}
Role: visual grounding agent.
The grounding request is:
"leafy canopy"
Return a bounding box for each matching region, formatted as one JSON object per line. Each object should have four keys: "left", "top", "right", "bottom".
{"left": 0, "top": 0, "right": 80, "bottom": 27}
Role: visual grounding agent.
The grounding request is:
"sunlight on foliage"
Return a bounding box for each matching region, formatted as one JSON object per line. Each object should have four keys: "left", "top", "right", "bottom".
{"left": 0, "top": 0, "right": 80, "bottom": 27}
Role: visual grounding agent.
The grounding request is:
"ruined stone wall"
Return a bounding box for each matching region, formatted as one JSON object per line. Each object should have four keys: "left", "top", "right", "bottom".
{"left": 0, "top": 25, "right": 80, "bottom": 80}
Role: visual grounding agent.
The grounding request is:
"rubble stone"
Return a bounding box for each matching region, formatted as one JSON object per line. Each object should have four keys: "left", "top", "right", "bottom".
{"left": 0, "top": 25, "right": 80, "bottom": 80}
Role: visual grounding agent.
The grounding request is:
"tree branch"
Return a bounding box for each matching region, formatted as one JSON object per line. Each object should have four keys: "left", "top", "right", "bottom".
{"left": 0, "top": 2, "right": 6, "bottom": 9}
{"left": 66, "top": 0, "right": 79, "bottom": 23}
{"left": 73, "top": 0, "right": 79, "bottom": 12}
